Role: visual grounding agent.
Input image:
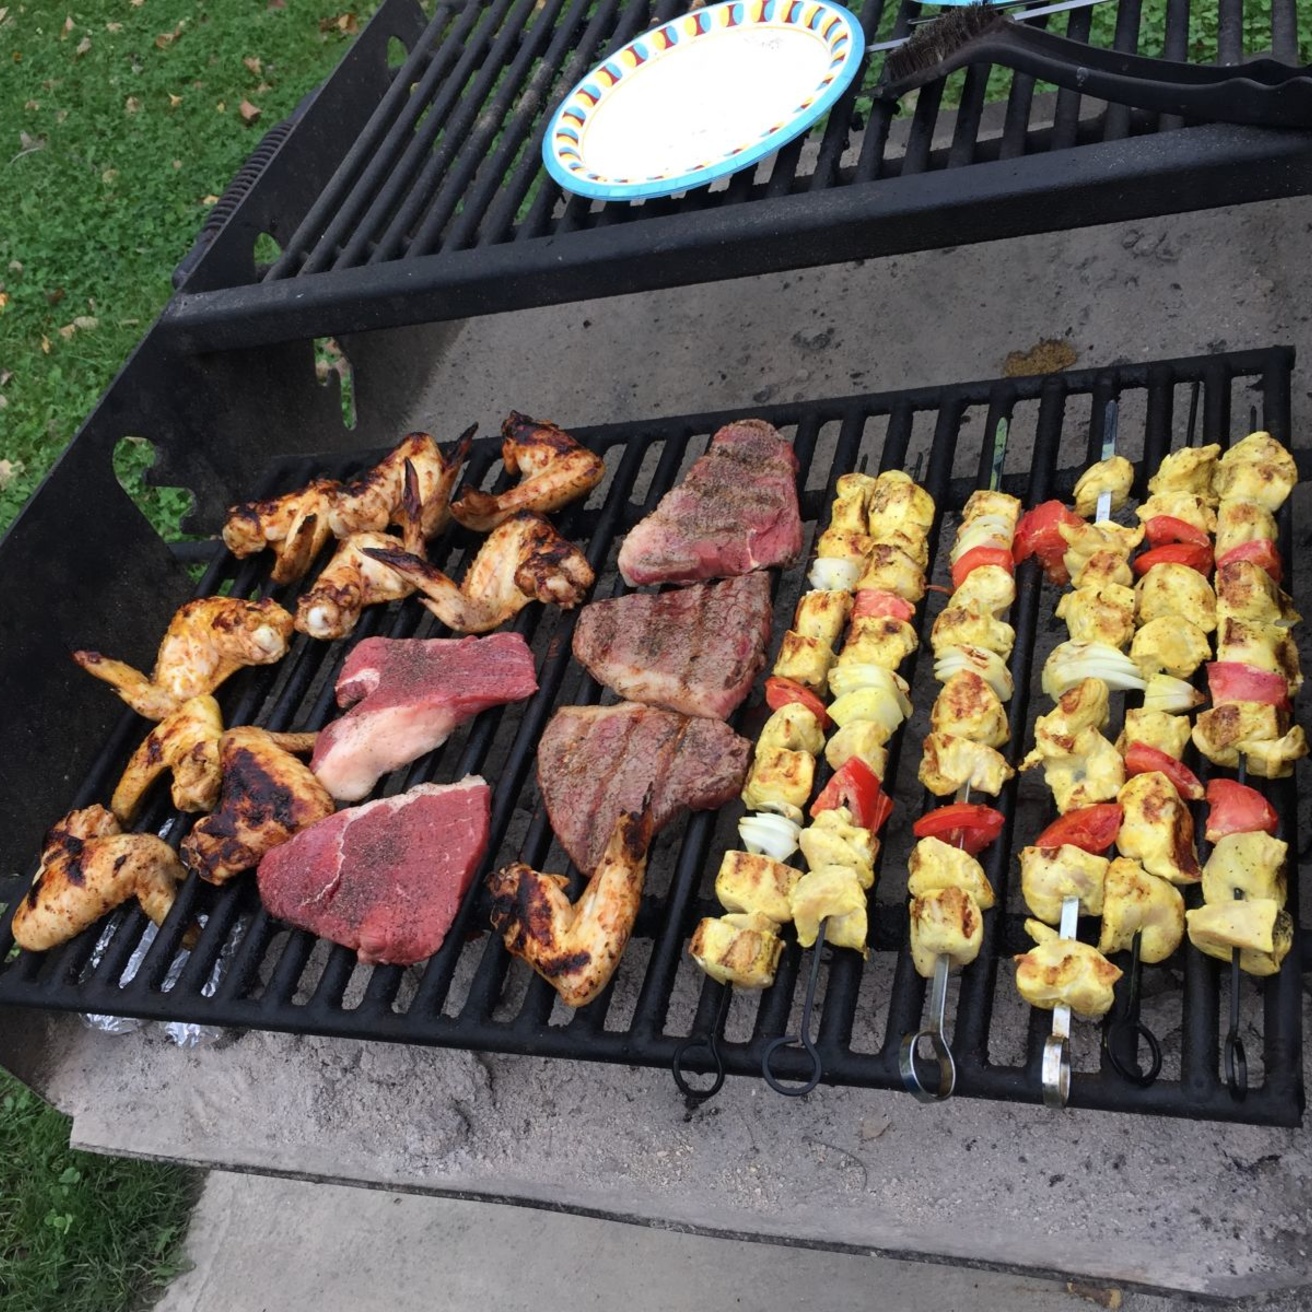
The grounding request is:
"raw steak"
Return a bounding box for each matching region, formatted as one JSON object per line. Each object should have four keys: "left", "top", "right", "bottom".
{"left": 537, "top": 703, "right": 751, "bottom": 873}
{"left": 311, "top": 633, "right": 538, "bottom": 802}
{"left": 617, "top": 419, "right": 802, "bottom": 586}
{"left": 572, "top": 573, "right": 772, "bottom": 719}
{"left": 256, "top": 778, "right": 490, "bottom": 966}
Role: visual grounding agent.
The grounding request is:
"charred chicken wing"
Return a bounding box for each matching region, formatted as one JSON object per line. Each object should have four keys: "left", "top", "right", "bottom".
{"left": 222, "top": 478, "right": 339, "bottom": 584}
{"left": 111, "top": 694, "right": 224, "bottom": 823}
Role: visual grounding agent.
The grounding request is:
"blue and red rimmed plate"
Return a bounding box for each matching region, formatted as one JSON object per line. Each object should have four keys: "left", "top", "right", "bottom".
{"left": 543, "top": 0, "right": 865, "bottom": 203}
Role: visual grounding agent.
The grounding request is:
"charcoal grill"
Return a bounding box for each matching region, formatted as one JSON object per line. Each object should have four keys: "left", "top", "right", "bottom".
{"left": 0, "top": 345, "right": 1306, "bottom": 1127}
{"left": 161, "top": 0, "right": 1312, "bottom": 350}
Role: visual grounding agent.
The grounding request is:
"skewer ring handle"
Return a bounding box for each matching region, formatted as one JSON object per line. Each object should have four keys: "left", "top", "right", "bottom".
{"left": 672, "top": 1031, "right": 726, "bottom": 1102}
{"left": 1225, "top": 1031, "right": 1248, "bottom": 1101}
{"left": 1104, "top": 1020, "right": 1163, "bottom": 1088}
{"left": 899, "top": 1029, "right": 956, "bottom": 1103}
{"left": 760, "top": 1033, "right": 824, "bottom": 1097}
{"left": 1042, "top": 1034, "right": 1072, "bottom": 1108}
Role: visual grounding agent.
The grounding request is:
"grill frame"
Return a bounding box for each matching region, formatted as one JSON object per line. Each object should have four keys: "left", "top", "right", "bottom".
{"left": 157, "top": 0, "right": 1312, "bottom": 352}
{"left": 0, "top": 345, "right": 1303, "bottom": 1127}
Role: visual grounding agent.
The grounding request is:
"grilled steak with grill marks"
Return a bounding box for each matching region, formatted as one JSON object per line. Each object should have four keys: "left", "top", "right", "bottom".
{"left": 257, "top": 777, "right": 490, "bottom": 966}
{"left": 617, "top": 419, "right": 802, "bottom": 586}
{"left": 572, "top": 573, "right": 772, "bottom": 719}
{"left": 537, "top": 703, "right": 751, "bottom": 874}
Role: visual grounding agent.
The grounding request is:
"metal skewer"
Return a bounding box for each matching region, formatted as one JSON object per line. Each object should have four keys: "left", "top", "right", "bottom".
{"left": 671, "top": 982, "right": 731, "bottom": 1104}
{"left": 1223, "top": 760, "right": 1249, "bottom": 1101}
{"left": 869, "top": 0, "right": 1111, "bottom": 52}
{"left": 761, "top": 919, "right": 827, "bottom": 1096}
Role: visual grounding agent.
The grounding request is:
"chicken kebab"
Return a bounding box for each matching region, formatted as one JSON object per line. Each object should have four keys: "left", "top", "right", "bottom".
{"left": 687, "top": 467, "right": 933, "bottom": 1091}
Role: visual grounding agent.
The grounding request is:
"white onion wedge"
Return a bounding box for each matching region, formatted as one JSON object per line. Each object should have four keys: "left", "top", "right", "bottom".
{"left": 933, "top": 645, "right": 1014, "bottom": 702}
{"left": 738, "top": 813, "right": 802, "bottom": 863}
{"left": 1042, "top": 641, "right": 1146, "bottom": 698}
{"left": 826, "top": 662, "right": 912, "bottom": 710}
{"left": 1142, "top": 672, "right": 1205, "bottom": 714}
{"left": 807, "top": 557, "right": 861, "bottom": 592}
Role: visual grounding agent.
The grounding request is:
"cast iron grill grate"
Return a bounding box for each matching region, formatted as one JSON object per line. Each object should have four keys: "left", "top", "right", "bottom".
{"left": 0, "top": 346, "right": 1304, "bottom": 1125}
{"left": 166, "top": 0, "right": 1312, "bottom": 348}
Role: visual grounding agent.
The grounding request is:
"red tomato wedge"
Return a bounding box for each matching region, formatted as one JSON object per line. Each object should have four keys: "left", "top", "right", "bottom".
{"left": 811, "top": 757, "right": 891, "bottom": 832}
{"left": 1132, "top": 542, "right": 1213, "bottom": 577}
{"left": 1144, "top": 514, "right": 1210, "bottom": 547}
{"left": 1204, "top": 778, "right": 1279, "bottom": 842}
{"left": 1122, "top": 741, "right": 1204, "bottom": 800}
{"left": 852, "top": 589, "right": 915, "bottom": 623}
{"left": 950, "top": 546, "right": 1015, "bottom": 591}
{"left": 1215, "top": 538, "right": 1283, "bottom": 584}
{"left": 1206, "top": 661, "right": 1290, "bottom": 708}
{"left": 764, "top": 676, "right": 831, "bottom": 728}
{"left": 1033, "top": 803, "right": 1124, "bottom": 854}
{"left": 1013, "top": 500, "right": 1081, "bottom": 585}
{"left": 912, "top": 803, "right": 1006, "bottom": 856}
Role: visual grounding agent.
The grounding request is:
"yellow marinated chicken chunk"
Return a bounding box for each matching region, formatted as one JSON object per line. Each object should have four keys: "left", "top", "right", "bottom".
{"left": 772, "top": 631, "right": 835, "bottom": 694}
{"left": 949, "top": 564, "right": 1016, "bottom": 615}
{"left": 1238, "top": 727, "right": 1309, "bottom": 778}
{"left": 1054, "top": 582, "right": 1135, "bottom": 648}
{"left": 1129, "top": 616, "right": 1210, "bottom": 679}
{"left": 799, "top": 807, "right": 878, "bottom": 885}
{"left": 1020, "top": 843, "right": 1109, "bottom": 923}
{"left": 1185, "top": 898, "right": 1294, "bottom": 977}
{"left": 867, "top": 470, "right": 935, "bottom": 539}
{"left": 1135, "top": 562, "right": 1216, "bottom": 632}
{"left": 824, "top": 722, "right": 889, "bottom": 780}
{"left": 715, "top": 851, "right": 802, "bottom": 924}
{"left": 1201, "top": 831, "right": 1288, "bottom": 907}
{"left": 1021, "top": 728, "right": 1124, "bottom": 813}
{"left": 790, "top": 866, "right": 868, "bottom": 954}
{"left": 1116, "top": 772, "right": 1201, "bottom": 885}
{"left": 1060, "top": 519, "right": 1143, "bottom": 585}
{"left": 814, "top": 526, "right": 874, "bottom": 566}
{"left": 1215, "top": 561, "right": 1299, "bottom": 626}
{"left": 1070, "top": 549, "right": 1133, "bottom": 590}
{"left": 934, "top": 644, "right": 1014, "bottom": 702}
{"left": 929, "top": 670, "right": 1010, "bottom": 748}
{"left": 961, "top": 489, "right": 1022, "bottom": 528}
{"left": 841, "top": 615, "right": 919, "bottom": 670}
{"left": 1212, "top": 432, "right": 1297, "bottom": 511}
{"left": 1215, "top": 617, "right": 1302, "bottom": 692}
{"left": 1215, "top": 497, "right": 1278, "bottom": 557}
{"left": 1191, "top": 700, "right": 1290, "bottom": 769}
{"left": 1134, "top": 490, "right": 1216, "bottom": 535}
{"left": 757, "top": 704, "right": 825, "bottom": 757}
{"left": 1098, "top": 857, "right": 1184, "bottom": 963}
{"left": 931, "top": 601, "right": 1015, "bottom": 659}
{"left": 855, "top": 543, "right": 926, "bottom": 602}
{"left": 1116, "top": 708, "right": 1192, "bottom": 760}
{"left": 1073, "top": 455, "right": 1134, "bottom": 518}
{"left": 690, "top": 913, "right": 784, "bottom": 988}
{"left": 880, "top": 527, "right": 931, "bottom": 571}
{"left": 793, "top": 589, "right": 853, "bottom": 646}
{"left": 909, "top": 887, "right": 983, "bottom": 977}
{"left": 741, "top": 746, "right": 815, "bottom": 817}
{"left": 1034, "top": 676, "right": 1111, "bottom": 737}
{"left": 830, "top": 472, "right": 876, "bottom": 531}
{"left": 1148, "top": 442, "right": 1221, "bottom": 499}
{"left": 919, "top": 733, "right": 1015, "bottom": 797}
{"left": 907, "top": 836, "right": 995, "bottom": 909}
{"left": 1014, "top": 919, "right": 1122, "bottom": 1018}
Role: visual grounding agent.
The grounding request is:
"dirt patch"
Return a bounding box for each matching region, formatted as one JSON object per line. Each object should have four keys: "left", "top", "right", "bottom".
{"left": 1003, "top": 338, "right": 1079, "bottom": 377}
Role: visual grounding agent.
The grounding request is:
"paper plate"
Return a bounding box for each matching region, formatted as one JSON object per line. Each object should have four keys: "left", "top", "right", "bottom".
{"left": 544, "top": 0, "right": 865, "bottom": 202}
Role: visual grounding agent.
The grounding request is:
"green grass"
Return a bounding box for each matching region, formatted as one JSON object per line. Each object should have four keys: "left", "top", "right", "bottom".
{"left": 0, "top": 1069, "right": 201, "bottom": 1312}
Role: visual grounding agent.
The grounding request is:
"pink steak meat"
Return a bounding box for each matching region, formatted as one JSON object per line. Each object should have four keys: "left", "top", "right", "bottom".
{"left": 257, "top": 778, "right": 490, "bottom": 966}
{"left": 537, "top": 703, "right": 751, "bottom": 874}
{"left": 571, "top": 573, "right": 772, "bottom": 719}
{"left": 616, "top": 419, "right": 802, "bottom": 586}
{"left": 311, "top": 633, "right": 537, "bottom": 802}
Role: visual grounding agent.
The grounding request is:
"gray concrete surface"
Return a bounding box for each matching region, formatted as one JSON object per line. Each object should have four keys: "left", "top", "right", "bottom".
{"left": 7, "top": 192, "right": 1312, "bottom": 1308}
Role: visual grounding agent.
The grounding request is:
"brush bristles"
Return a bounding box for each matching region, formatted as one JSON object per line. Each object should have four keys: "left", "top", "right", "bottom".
{"left": 880, "top": 2, "right": 1008, "bottom": 88}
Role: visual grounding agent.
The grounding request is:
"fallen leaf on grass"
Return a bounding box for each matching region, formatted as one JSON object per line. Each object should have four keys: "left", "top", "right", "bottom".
{"left": 101, "top": 167, "right": 118, "bottom": 184}
{"left": 61, "top": 15, "right": 73, "bottom": 37}
{"left": 319, "top": 12, "right": 358, "bottom": 33}
{"left": 0, "top": 460, "right": 24, "bottom": 491}
{"left": 202, "top": 194, "right": 220, "bottom": 206}
{"left": 46, "top": 287, "right": 65, "bottom": 306}
{"left": 58, "top": 323, "right": 77, "bottom": 341}
{"left": 168, "top": 92, "right": 182, "bottom": 108}
{"left": 23, "top": 98, "right": 37, "bottom": 109}
{"left": 243, "top": 55, "right": 262, "bottom": 74}
{"left": 73, "top": 315, "right": 98, "bottom": 330}
{"left": 75, "top": 34, "right": 91, "bottom": 55}
{"left": 0, "top": 292, "right": 8, "bottom": 310}
{"left": 106, "top": 21, "right": 123, "bottom": 32}
{"left": 238, "top": 99, "right": 261, "bottom": 124}
{"left": 40, "top": 335, "right": 51, "bottom": 354}
{"left": 125, "top": 95, "right": 141, "bottom": 114}
{"left": 267, "top": 0, "right": 285, "bottom": 9}
{"left": 155, "top": 24, "right": 184, "bottom": 49}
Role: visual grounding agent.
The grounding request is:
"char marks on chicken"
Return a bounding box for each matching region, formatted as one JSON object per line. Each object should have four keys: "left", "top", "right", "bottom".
{"left": 257, "top": 778, "right": 491, "bottom": 966}
{"left": 537, "top": 703, "right": 751, "bottom": 874}
{"left": 571, "top": 573, "right": 772, "bottom": 720}
{"left": 617, "top": 419, "right": 802, "bottom": 586}
{"left": 311, "top": 633, "right": 539, "bottom": 802}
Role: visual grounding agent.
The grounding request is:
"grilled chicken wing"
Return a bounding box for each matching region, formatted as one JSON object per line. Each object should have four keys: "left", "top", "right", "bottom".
{"left": 223, "top": 478, "right": 339, "bottom": 584}
{"left": 329, "top": 429, "right": 472, "bottom": 541}
{"left": 181, "top": 727, "right": 331, "bottom": 884}
{"left": 450, "top": 413, "right": 603, "bottom": 533}
{"left": 112, "top": 694, "right": 224, "bottom": 823}
{"left": 74, "top": 597, "right": 294, "bottom": 720}
{"left": 689, "top": 911, "right": 784, "bottom": 988}
{"left": 1098, "top": 857, "right": 1184, "bottom": 963}
{"left": 1014, "top": 919, "right": 1122, "bottom": 1018}
{"left": 488, "top": 807, "right": 653, "bottom": 1007}
{"left": 295, "top": 530, "right": 418, "bottom": 641}
{"left": 11, "top": 805, "right": 187, "bottom": 952}
{"left": 367, "top": 511, "right": 593, "bottom": 634}
{"left": 1115, "top": 771, "right": 1200, "bottom": 885}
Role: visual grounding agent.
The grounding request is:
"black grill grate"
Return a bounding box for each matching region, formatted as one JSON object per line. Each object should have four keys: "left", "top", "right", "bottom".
{"left": 0, "top": 346, "right": 1304, "bottom": 1126}
{"left": 164, "top": 1, "right": 1312, "bottom": 349}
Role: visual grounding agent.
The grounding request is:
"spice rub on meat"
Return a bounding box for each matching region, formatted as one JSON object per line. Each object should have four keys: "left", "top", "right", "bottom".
{"left": 571, "top": 573, "right": 772, "bottom": 720}
{"left": 537, "top": 703, "right": 751, "bottom": 874}
{"left": 616, "top": 419, "right": 802, "bottom": 586}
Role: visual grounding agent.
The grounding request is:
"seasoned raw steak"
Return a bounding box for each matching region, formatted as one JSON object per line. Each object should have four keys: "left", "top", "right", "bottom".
{"left": 257, "top": 778, "right": 490, "bottom": 966}
{"left": 616, "top": 419, "right": 802, "bottom": 586}
{"left": 311, "top": 633, "right": 537, "bottom": 802}
{"left": 537, "top": 703, "right": 751, "bottom": 873}
{"left": 571, "top": 573, "right": 772, "bottom": 719}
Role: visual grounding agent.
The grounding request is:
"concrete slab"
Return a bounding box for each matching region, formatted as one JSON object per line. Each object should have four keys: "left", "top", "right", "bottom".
{"left": 6, "top": 193, "right": 1312, "bottom": 1304}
